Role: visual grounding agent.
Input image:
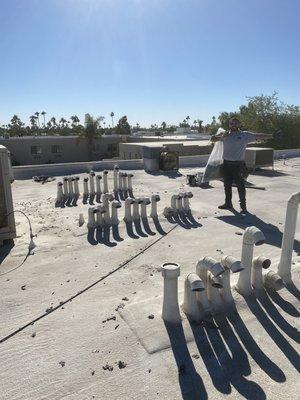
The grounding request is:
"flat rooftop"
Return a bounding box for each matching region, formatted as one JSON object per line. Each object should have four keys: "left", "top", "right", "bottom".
{"left": 1, "top": 158, "right": 300, "bottom": 400}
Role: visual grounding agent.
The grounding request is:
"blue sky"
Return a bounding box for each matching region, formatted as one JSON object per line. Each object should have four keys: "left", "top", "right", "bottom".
{"left": 0, "top": 0, "right": 299, "bottom": 127}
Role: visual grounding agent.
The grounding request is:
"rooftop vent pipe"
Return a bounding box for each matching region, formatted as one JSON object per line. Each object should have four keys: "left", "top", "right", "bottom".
{"left": 113, "top": 165, "right": 119, "bottom": 191}
{"left": 132, "top": 198, "right": 143, "bottom": 221}
{"left": 87, "top": 207, "right": 97, "bottom": 229}
{"left": 263, "top": 270, "right": 285, "bottom": 291}
{"left": 277, "top": 192, "right": 300, "bottom": 282}
{"left": 122, "top": 173, "right": 128, "bottom": 192}
{"left": 96, "top": 205, "right": 106, "bottom": 228}
{"left": 170, "top": 194, "right": 179, "bottom": 212}
{"left": 63, "top": 177, "right": 69, "bottom": 198}
{"left": 111, "top": 200, "right": 122, "bottom": 225}
{"left": 251, "top": 256, "right": 271, "bottom": 292}
{"left": 183, "top": 192, "right": 193, "bottom": 213}
{"left": 236, "top": 226, "right": 265, "bottom": 296}
{"left": 161, "top": 262, "right": 181, "bottom": 324}
{"left": 56, "top": 182, "right": 64, "bottom": 203}
{"left": 89, "top": 171, "right": 96, "bottom": 196}
{"left": 176, "top": 193, "right": 184, "bottom": 213}
{"left": 83, "top": 178, "right": 89, "bottom": 196}
{"left": 127, "top": 174, "right": 134, "bottom": 191}
{"left": 220, "top": 255, "right": 244, "bottom": 306}
{"left": 206, "top": 272, "right": 223, "bottom": 313}
{"left": 196, "top": 256, "right": 225, "bottom": 312}
{"left": 102, "top": 193, "right": 114, "bottom": 225}
{"left": 140, "top": 197, "right": 151, "bottom": 219}
{"left": 124, "top": 197, "right": 135, "bottom": 222}
{"left": 103, "top": 170, "right": 109, "bottom": 193}
{"left": 118, "top": 171, "right": 123, "bottom": 192}
{"left": 150, "top": 194, "right": 160, "bottom": 219}
{"left": 68, "top": 177, "right": 75, "bottom": 199}
{"left": 182, "top": 273, "right": 205, "bottom": 321}
{"left": 96, "top": 175, "right": 102, "bottom": 197}
{"left": 74, "top": 177, "right": 80, "bottom": 197}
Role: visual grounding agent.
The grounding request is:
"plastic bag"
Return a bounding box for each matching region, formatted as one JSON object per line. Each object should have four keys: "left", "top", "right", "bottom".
{"left": 201, "top": 130, "right": 224, "bottom": 182}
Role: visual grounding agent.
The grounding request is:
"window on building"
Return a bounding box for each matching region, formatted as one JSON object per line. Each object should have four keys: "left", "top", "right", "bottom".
{"left": 31, "top": 146, "right": 42, "bottom": 155}
{"left": 51, "top": 145, "right": 63, "bottom": 154}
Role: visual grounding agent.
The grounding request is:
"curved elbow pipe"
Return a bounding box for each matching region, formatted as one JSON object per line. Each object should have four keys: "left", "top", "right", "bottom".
{"left": 251, "top": 256, "right": 271, "bottom": 291}
{"left": 124, "top": 197, "right": 135, "bottom": 222}
{"left": 96, "top": 205, "right": 106, "bottom": 228}
{"left": 140, "top": 197, "right": 151, "bottom": 219}
{"left": 263, "top": 270, "right": 285, "bottom": 291}
{"left": 150, "top": 194, "right": 160, "bottom": 218}
{"left": 182, "top": 273, "right": 205, "bottom": 322}
{"left": 183, "top": 192, "right": 193, "bottom": 213}
{"left": 170, "top": 194, "right": 179, "bottom": 211}
{"left": 132, "top": 198, "right": 143, "bottom": 221}
{"left": 111, "top": 200, "right": 121, "bottom": 225}
{"left": 161, "top": 262, "right": 181, "bottom": 324}
{"left": 221, "top": 255, "right": 244, "bottom": 305}
{"left": 236, "top": 226, "right": 266, "bottom": 296}
{"left": 278, "top": 191, "right": 300, "bottom": 282}
{"left": 87, "top": 207, "right": 97, "bottom": 229}
{"left": 176, "top": 194, "right": 184, "bottom": 213}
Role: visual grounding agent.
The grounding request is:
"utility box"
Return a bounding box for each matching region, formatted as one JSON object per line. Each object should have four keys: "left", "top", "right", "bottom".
{"left": 245, "top": 147, "right": 274, "bottom": 171}
{"left": 143, "top": 146, "right": 164, "bottom": 172}
{"left": 0, "top": 145, "right": 16, "bottom": 245}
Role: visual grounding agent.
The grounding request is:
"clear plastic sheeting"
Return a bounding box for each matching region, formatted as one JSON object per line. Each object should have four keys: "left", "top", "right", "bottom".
{"left": 201, "top": 128, "right": 225, "bottom": 183}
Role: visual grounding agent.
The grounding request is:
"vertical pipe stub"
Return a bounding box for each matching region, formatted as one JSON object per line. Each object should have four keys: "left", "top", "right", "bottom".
{"left": 161, "top": 262, "right": 181, "bottom": 324}
{"left": 182, "top": 273, "right": 205, "bottom": 322}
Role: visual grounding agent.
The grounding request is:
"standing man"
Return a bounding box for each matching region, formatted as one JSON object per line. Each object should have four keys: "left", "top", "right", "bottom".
{"left": 211, "top": 117, "right": 272, "bottom": 214}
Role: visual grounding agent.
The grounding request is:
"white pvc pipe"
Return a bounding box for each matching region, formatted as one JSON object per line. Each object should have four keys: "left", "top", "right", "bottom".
{"left": 102, "top": 193, "right": 113, "bottom": 225}
{"left": 150, "top": 194, "right": 160, "bottom": 218}
{"left": 63, "top": 177, "right": 69, "bottom": 198}
{"left": 161, "top": 262, "right": 181, "bottom": 324}
{"left": 122, "top": 173, "right": 128, "bottom": 191}
{"left": 183, "top": 192, "right": 193, "bottom": 213}
{"left": 127, "top": 174, "right": 133, "bottom": 191}
{"left": 207, "top": 272, "right": 223, "bottom": 312}
{"left": 236, "top": 226, "right": 265, "bottom": 296}
{"left": 74, "top": 177, "right": 80, "bottom": 197}
{"left": 83, "top": 178, "right": 89, "bottom": 196}
{"left": 68, "top": 177, "right": 74, "bottom": 199}
{"left": 113, "top": 165, "right": 119, "bottom": 191}
{"left": 196, "top": 256, "right": 225, "bottom": 312}
{"left": 96, "top": 205, "right": 106, "bottom": 228}
{"left": 111, "top": 200, "right": 121, "bottom": 225}
{"left": 171, "top": 194, "right": 179, "bottom": 211}
{"left": 278, "top": 192, "right": 300, "bottom": 281}
{"left": 96, "top": 175, "right": 102, "bottom": 197}
{"left": 140, "top": 197, "right": 151, "bottom": 219}
{"left": 118, "top": 171, "right": 123, "bottom": 192}
{"left": 56, "top": 182, "right": 64, "bottom": 203}
{"left": 176, "top": 194, "right": 184, "bottom": 213}
{"left": 103, "top": 170, "right": 109, "bottom": 193}
{"left": 124, "top": 197, "right": 135, "bottom": 222}
{"left": 220, "top": 255, "right": 244, "bottom": 305}
{"left": 251, "top": 256, "right": 271, "bottom": 291}
{"left": 263, "top": 270, "right": 285, "bottom": 291}
{"left": 89, "top": 171, "right": 96, "bottom": 196}
{"left": 132, "top": 198, "right": 142, "bottom": 221}
{"left": 87, "top": 207, "right": 97, "bottom": 229}
{"left": 182, "top": 273, "right": 205, "bottom": 322}
{"left": 78, "top": 213, "right": 85, "bottom": 227}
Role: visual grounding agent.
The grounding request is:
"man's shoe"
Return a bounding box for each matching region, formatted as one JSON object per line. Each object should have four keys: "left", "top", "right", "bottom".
{"left": 218, "top": 203, "right": 233, "bottom": 210}
{"left": 240, "top": 207, "right": 248, "bottom": 214}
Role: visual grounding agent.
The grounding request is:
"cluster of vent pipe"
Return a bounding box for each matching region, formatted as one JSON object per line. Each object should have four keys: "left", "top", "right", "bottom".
{"left": 161, "top": 225, "right": 286, "bottom": 324}
{"left": 113, "top": 165, "right": 134, "bottom": 195}
{"left": 163, "top": 192, "right": 193, "bottom": 217}
{"left": 56, "top": 176, "right": 80, "bottom": 203}
{"left": 124, "top": 194, "right": 160, "bottom": 223}
{"left": 87, "top": 198, "right": 122, "bottom": 229}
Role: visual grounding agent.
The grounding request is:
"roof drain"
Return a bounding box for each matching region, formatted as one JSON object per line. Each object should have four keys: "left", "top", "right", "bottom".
{"left": 220, "top": 255, "right": 244, "bottom": 307}
{"left": 161, "top": 262, "right": 181, "bottom": 324}
{"left": 182, "top": 273, "right": 205, "bottom": 322}
{"left": 277, "top": 191, "right": 300, "bottom": 282}
{"left": 235, "top": 226, "right": 265, "bottom": 296}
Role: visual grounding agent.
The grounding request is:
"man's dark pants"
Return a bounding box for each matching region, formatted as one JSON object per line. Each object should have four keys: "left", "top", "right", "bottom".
{"left": 221, "top": 160, "right": 247, "bottom": 208}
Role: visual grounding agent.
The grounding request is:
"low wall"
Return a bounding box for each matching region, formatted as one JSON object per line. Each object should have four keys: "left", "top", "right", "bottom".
{"left": 12, "top": 148, "right": 300, "bottom": 180}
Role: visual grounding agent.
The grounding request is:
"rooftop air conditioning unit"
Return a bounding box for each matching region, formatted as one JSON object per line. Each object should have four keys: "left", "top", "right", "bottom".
{"left": 0, "top": 145, "right": 16, "bottom": 245}
{"left": 245, "top": 147, "right": 274, "bottom": 172}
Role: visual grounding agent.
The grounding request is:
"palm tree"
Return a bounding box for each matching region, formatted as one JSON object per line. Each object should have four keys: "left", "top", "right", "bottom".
{"left": 161, "top": 121, "right": 167, "bottom": 130}
{"left": 186, "top": 116, "right": 190, "bottom": 126}
{"left": 41, "top": 111, "right": 46, "bottom": 127}
{"left": 30, "top": 115, "right": 38, "bottom": 130}
{"left": 79, "top": 114, "right": 101, "bottom": 160}
{"left": 34, "top": 112, "right": 40, "bottom": 128}
{"left": 110, "top": 112, "right": 115, "bottom": 127}
{"left": 70, "top": 115, "right": 80, "bottom": 127}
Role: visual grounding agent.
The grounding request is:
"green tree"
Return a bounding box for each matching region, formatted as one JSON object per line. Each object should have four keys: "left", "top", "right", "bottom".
{"left": 79, "top": 114, "right": 102, "bottom": 160}
{"left": 161, "top": 121, "right": 167, "bottom": 130}
{"left": 8, "top": 115, "right": 25, "bottom": 136}
{"left": 115, "top": 115, "right": 131, "bottom": 135}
